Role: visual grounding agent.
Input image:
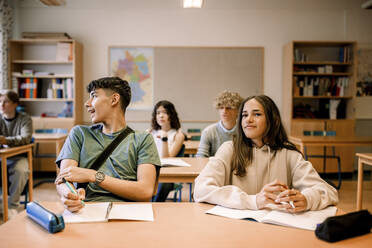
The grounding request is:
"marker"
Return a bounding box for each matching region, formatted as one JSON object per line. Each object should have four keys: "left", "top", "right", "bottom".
{"left": 289, "top": 201, "right": 295, "bottom": 209}
{"left": 62, "top": 178, "right": 85, "bottom": 206}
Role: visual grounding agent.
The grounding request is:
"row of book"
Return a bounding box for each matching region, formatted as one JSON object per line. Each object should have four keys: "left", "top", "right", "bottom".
{"left": 18, "top": 78, "right": 38, "bottom": 98}
{"left": 15, "top": 77, "right": 73, "bottom": 99}
{"left": 49, "top": 78, "right": 74, "bottom": 99}
{"left": 293, "top": 99, "right": 346, "bottom": 119}
{"left": 339, "top": 46, "right": 352, "bottom": 63}
{"left": 294, "top": 76, "right": 349, "bottom": 97}
{"left": 294, "top": 46, "right": 352, "bottom": 63}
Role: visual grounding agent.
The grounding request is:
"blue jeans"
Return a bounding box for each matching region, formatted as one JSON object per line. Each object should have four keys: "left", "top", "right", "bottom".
{"left": 1, "top": 156, "right": 29, "bottom": 209}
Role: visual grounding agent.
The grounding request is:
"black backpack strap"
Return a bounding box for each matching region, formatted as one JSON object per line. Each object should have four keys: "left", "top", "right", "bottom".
{"left": 77, "top": 126, "right": 134, "bottom": 189}
{"left": 89, "top": 126, "right": 134, "bottom": 171}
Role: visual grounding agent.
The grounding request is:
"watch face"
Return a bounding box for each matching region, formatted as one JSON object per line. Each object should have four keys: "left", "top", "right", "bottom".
{"left": 95, "top": 171, "right": 105, "bottom": 184}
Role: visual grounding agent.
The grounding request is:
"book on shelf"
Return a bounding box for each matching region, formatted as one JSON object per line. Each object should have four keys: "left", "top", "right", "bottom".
{"left": 22, "top": 32, "right": 71, "bottom": 40}
{"left": 62, "top": 202, "right": 154, "bottom": 223}
{"left": 206, "top": 205, "right": 337, "bottom": 231}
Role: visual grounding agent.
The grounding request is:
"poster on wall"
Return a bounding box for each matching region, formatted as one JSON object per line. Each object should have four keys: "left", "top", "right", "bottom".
{"left": 109, "top": 47, "right": 154, "bottom": 110}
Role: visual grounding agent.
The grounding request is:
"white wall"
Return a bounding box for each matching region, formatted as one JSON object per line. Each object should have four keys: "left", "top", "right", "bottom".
{"left": 13, "top": 0, "right": 372, "bottom": 130}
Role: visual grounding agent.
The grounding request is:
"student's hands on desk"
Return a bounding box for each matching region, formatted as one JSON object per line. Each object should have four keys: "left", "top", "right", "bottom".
{"left": 256, "top": 179, "right": 307, "bottom": 213}
{"left": 55, "top": 166, "right": 95, "bottom": 212}
{"left": 56, "top": 182, "right": 85, "bottom": 212}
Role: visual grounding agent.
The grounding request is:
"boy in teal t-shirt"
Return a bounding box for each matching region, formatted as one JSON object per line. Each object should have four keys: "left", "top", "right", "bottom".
{"left": 55, "top": 77, "right": 160, "bottom": 212}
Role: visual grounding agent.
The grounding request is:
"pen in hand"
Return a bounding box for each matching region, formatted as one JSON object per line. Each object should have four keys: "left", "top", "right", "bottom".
{"left": 62, "top": 178, "right": 85, "bottom": 206}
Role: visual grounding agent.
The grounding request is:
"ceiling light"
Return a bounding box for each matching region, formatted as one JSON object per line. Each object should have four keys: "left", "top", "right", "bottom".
{"left": 183, "top": 0, "right": 203, "bottom": 8}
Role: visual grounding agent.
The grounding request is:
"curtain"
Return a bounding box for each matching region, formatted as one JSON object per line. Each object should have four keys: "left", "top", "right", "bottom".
{"left": 0, "top": 0, "right": 14, "bottom": 90}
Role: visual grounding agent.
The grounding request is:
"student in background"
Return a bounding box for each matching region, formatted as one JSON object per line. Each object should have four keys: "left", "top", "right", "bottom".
{"left": 0, "top": 90, "right": 33, "bottom": 219}
{"left": 196, "top": 91, "right": 243, "bottom": 158}
{"left": 194, "top": 95, "right": 338, "bottom": 212}
{"left": 149, "top": 100, "right": 185, "bottom": 201}
{"left": 55, "top": 77, "right": 160, "bottom": 212}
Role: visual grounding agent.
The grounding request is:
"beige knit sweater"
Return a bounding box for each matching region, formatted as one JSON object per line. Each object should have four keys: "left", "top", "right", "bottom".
{"left": 194, "top": 141, "right": 338, "bottom": 210}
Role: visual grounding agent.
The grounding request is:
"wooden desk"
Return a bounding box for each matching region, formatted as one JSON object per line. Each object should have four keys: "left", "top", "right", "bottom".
{"left": 0, "top": 144, "right": 34, "bottom": 222}
{"left": 288, "top": 135, "right": 372, "bottom": 155}
{"left": 356, "top": 153, "right": 372, "bottom": 211}
{"left": 159, "top": 157, "right": 208, "bottom": 183}
{"left": 1, "top": 202, "right": 371, "bottom": 248}
{"left": 184, "top": 140, "right": 199, "bottom": 156}
{"left": 32, "top": 133, "right": 68, "bottom": 156}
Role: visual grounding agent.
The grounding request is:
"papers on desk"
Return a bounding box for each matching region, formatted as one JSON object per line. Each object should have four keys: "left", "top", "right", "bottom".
{"left": 63, "top": 203, "right": 154, "bottom": 223}
{"left": 206, "top": 205, "right": 337, "bottom": 231}
{"left": 160, "top": 158, "right": 191, "bottom": 167}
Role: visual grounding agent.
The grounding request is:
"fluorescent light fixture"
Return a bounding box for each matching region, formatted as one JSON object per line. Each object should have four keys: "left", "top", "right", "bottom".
{"left": 183, "top": 0, "right": 203, "bottom": 8}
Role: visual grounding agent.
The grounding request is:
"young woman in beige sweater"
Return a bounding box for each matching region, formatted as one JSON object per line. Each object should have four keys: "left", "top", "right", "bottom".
{"left": 194, "top": 95, "right": 338, "bottom": 213}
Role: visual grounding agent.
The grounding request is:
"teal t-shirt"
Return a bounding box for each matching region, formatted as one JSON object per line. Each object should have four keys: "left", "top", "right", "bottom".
{"left": 56, "top": 124, "right": 161, "bottom": 202}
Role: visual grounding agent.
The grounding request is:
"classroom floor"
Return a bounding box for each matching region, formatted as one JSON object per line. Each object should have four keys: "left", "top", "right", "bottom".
{"left": 1, "top": 175, "right": 371, "bottom": 225}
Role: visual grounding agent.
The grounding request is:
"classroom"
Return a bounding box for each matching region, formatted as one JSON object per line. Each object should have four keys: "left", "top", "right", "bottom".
{"left": 0, "top": 0, "right": 372, "bottom": 246}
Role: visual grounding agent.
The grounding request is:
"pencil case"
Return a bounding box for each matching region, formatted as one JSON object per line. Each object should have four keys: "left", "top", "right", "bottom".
{"left": 315, "top": 209, "right": 372, "bottom": 242}
{"left": 26, "top": 201, "right": 65, "bottom": 233}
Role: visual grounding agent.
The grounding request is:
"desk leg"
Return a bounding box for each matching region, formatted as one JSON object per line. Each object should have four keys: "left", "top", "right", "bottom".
{"left": 1, "top": 156, "right": 8, "bottom": 222}
{"left": 356, "top": 158, "right": 363, "bottom": 211}
{"left": 27, "top": 148, "right": 33, "bottom": 202}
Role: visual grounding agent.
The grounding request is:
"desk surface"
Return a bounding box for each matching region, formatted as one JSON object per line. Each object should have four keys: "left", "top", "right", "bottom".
{"left": 33, "top": 133, "right": 68, "bottom": 141}
{"left": 159, "top": 157, "right": 208, "bottom": 183}
{"left": 0, "top": 202, "right": 370, "bottom": 248}
{"left": 356, "top": 153, "right": 372, "bottom": 161}
{"left": 289, "top": 135, "right": 372, "bottom": 146}
{"left": 0, "top": 143, "right": 34, "bottom": 154}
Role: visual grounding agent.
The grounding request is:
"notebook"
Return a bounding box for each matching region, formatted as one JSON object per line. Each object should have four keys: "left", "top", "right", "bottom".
{"left": 206, "top": 205, "right": 337, "bottom": 231}
{"left": 63, "top": 202, "right": 154, "bottom": 223}
{"left": 160, "top": 158, "right": 191, "bottom": 167}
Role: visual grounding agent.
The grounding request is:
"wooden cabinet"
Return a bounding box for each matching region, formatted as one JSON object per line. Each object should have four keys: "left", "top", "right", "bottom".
{"left": 8, "top": 39, "right": 83, "bottom": 130}
{"left": 283, "top": 41, "right": 357, "bottom": 173}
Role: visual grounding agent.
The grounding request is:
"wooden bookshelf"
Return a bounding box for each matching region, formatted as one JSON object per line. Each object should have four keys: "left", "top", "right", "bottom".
{"left": 283, "top": 41, "right": 357, "bottom": 173}
{"left": 8, "top": 39, "right": 83, "bottom": 130}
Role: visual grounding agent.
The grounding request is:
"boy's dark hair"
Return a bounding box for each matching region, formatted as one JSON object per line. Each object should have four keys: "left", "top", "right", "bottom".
{"left": 87, "top": 77, "right": 131, "bottom": 113}
{"left": 151, "top": 100, "right": 181, "bottom": 130}
{"left": 231, "top": 95, "right": 300, "bottom": 177}
{"left": 0, "top": 90, "right": 20, "bottom": 104}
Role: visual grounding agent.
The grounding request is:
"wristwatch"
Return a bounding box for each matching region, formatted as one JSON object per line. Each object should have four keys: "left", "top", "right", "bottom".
{"left": 161, "top": 136, "right": 168, "bottom": 142}
{"left": 95, "top": 171, "right": 105, "bottom": 185}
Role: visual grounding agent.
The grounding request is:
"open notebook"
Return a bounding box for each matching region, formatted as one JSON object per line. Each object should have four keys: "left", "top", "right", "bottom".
{"left": 63, "top": 202, "right": 154, "bottom": 223}
{"left": 206, "top": 205, "right": 337, "bottom": 231}
{"left": 160, "top": 158, "right": 191, "bottom": 167}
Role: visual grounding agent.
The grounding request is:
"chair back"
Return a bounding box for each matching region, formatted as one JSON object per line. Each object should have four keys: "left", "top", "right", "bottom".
{"left": 187, "top": 128, "right": 201, "bottom": 133}
{"left": 152, "top": 166, "right": 161, "bottom": 197}
{"left": 176, "top": 144, "right": 185, "bottom": 157}
{"left": 35, "top": 128, "right": 68, "bottom": 134}
{"left": 303, "top": 130, "right": 337, "bottom": 137}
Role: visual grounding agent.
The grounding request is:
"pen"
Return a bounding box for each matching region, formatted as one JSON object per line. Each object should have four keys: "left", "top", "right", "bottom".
{"left": 289, "top": 201, "right": 295, "bottom": 209}
{"left": 62, "top": 178, "right": 85, "bottom": 206}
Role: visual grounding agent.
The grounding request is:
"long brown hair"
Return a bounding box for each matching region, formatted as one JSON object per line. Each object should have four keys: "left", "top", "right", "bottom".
{"left": 151, "top": 100, "right": 181, "bottom": 130}
{"left": 231, "top": 95, "right": 300, "bottom": 177}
